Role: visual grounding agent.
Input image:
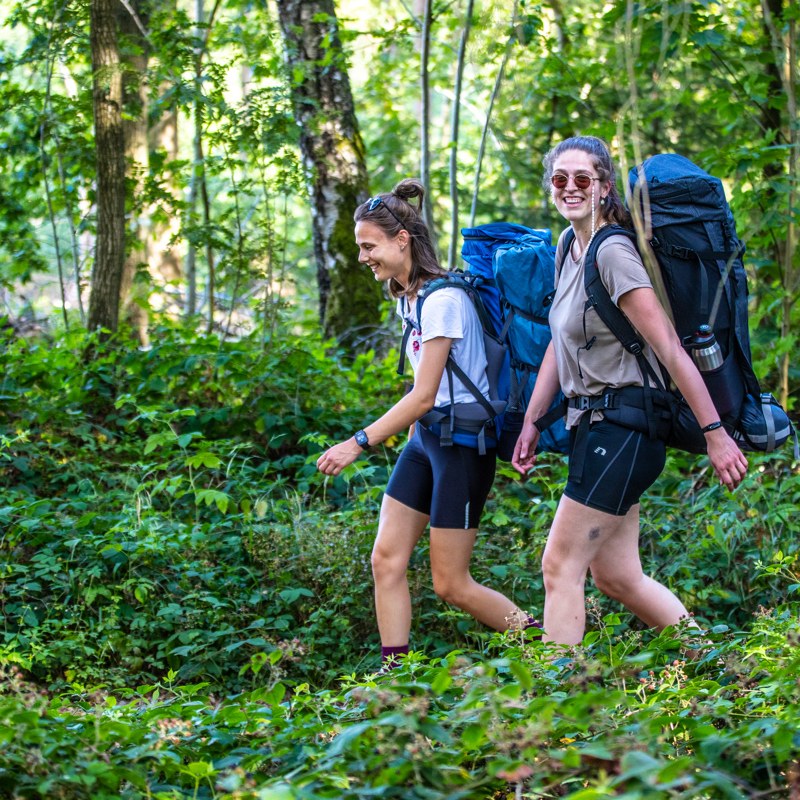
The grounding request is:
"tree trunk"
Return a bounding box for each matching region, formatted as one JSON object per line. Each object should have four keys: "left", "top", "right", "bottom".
{"left": 761, "top": 0, "right": 797, "bottom": 408}
{"left": 420, "top": 0, "right": 436, "bottom": 235}
{"left": 275, "top": 0, "right": 383, "bottom": 345}
{"left": 148, "top": 0, "right": 182, "bottom": 290}
{"left": 118, "top": 0, "right": 150, "bottom": 346}
{"left": 148, "top": 109, "right": 181, "bottom": 284}
{"left": 447, "top": 0, "right": 475, "bottom": 270}
{"left": 469, "top": 0, "right": 518, "bottom": 227}
{"left": 88, "top": 0, "right": 126, "bottom": 336}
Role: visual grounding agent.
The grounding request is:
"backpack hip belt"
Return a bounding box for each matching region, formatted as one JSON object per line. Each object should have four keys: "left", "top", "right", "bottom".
{"left": 558, "top": 386, "right": 673, "bottom": 484}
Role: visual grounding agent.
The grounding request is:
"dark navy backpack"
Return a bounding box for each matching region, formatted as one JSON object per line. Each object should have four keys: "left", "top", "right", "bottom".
{"left": 550, "top": 154, "right": 796, "bottom": 462}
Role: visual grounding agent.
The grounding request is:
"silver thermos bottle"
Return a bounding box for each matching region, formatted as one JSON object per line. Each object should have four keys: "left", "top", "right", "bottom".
{"left": 683, "top": 325, "right": 723, "bottom": 372}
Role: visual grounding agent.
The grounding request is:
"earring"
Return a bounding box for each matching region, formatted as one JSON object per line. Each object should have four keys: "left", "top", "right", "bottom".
{"left": 401, "top": 245, "right": 406, "bottom": 251}
{"left": 600, "top": 198, "right": 606, "bottom": 206}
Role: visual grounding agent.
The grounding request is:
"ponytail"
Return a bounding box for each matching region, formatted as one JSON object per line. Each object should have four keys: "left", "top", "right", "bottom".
{"left": 354, "top": 179, "right": 445, "bottom": 299}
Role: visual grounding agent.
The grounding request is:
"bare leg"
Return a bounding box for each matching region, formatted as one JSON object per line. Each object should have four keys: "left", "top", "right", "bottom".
{"left": 542, "top": 496, "right": 693, "bottom": 645}
{"left": 371, "top": 495, "right": 430, "bottom": 646}
{"left": 589, "top": 504, "right": 692, "bottom": 630}
{"left": 541, "top": 496, "right": 623, "bottom": 644}
{"left": 429, "top": 528, "right": 524, "bottom": 631}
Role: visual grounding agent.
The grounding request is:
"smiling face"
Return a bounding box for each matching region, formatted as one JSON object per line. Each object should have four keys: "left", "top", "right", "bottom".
{"left": 355, "top": 220, "right": 411, "bottom": 285}
{"left": 550, "top": 149, "right": 609, "bottom": 228}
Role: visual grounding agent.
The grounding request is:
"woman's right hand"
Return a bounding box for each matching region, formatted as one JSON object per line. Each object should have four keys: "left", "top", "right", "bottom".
{"left": 705, "top": 427, "right": 748, "bottom": 491}
{"left": 512, "top": 419, "right": 540, "bottom": 476}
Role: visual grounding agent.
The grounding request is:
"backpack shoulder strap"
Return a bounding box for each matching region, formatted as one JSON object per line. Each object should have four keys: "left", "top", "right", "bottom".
{"left": 582, "top": 226, "right": 645, "bottom": 359}
{"left": 581, "top": 225, "right": 666, "bottom": 439}
{"left": 560, "top": 228, "right": 575, "bottom": 272}
{"left": 396, "top": 277, "right": 466, "bottom": 376}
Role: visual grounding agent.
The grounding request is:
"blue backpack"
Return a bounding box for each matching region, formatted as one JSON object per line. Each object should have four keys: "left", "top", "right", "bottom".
{"left": 398, "top": 223, "right": 570, "bottom": 459}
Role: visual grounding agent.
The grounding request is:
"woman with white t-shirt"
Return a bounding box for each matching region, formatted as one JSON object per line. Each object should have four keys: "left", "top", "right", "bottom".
{"left": 317, "top": 179, "right": 537, "bottom": 669}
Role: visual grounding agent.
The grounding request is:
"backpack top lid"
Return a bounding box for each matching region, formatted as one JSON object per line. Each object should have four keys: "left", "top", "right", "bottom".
{"left": 461, "top": 223, "right": 547, "bottom": 276}
{"left": 627, "top": 153, "right": 730, "bottom": 228}
{"left": 493, "top": 232, "right": 555, "bottom": 320}
{"left": 461, "top": 222, "right": 545, "bottom": 242}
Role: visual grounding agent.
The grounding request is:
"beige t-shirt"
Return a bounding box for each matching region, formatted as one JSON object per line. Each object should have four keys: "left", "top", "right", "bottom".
{"left": 549, "top": 230, "right": 663, "bottom": 428}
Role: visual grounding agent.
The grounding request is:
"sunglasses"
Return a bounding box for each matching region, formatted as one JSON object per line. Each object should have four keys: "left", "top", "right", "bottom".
{"left": 551, "top": 173, "right": 600, "bottom": 190}
{"left": 367, "top": 196, "right": 406, "bottom": 229}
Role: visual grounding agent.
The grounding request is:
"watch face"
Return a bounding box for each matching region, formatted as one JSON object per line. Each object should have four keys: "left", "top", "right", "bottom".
{"left": 355, "top": 430, "right": 369, "bottom": 447}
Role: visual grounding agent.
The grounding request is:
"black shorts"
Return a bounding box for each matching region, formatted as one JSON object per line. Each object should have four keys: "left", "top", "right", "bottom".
{"left": 384, "top": 423, "right": 496, "bottom": 529}
{"left": 564, "top": 419, "right": 666, "bottom": 516}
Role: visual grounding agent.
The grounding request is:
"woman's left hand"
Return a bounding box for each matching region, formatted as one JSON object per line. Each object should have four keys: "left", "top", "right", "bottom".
{"left": 316, "top": 438, "right": 363, "bottom": 476}
{"left": 705, "top": 428, "right": 748, "bottom": 491}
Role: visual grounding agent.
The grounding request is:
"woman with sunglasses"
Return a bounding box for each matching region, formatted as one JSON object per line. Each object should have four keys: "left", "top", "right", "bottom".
{"left": 317, "top": 178, "right": 536, "bottom": 669}
{"left": 512, "top": 136, "right": 746, "bottom": 646}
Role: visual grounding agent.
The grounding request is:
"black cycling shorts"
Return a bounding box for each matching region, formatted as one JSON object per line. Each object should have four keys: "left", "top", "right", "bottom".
{"left": 564, "top": 419, "right": 666, "bottom": 516}
{"left": 384, "top": 423, "right": 496, "bottom": 529}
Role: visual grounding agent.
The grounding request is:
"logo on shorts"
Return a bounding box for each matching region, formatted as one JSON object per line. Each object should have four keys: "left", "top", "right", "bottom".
{"left": 594, "top": 447, "right": 607, "bottom": 456}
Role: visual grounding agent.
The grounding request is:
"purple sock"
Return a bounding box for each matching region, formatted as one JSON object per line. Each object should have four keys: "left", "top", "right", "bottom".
{"left": 381, "top": 645, "right": 409, "bottom": 668}
{"left": 524, "top": 616, "right": 543, "bottom": 642}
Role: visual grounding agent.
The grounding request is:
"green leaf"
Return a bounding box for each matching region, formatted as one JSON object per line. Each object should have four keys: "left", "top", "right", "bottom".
{"left": 461, "top": 722, "right": 486, "bottom": 749}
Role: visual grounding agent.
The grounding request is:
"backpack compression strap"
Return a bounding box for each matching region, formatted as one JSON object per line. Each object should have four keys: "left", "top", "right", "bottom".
{"left": 650, "top": 238, "right": 745, "bottom": 316}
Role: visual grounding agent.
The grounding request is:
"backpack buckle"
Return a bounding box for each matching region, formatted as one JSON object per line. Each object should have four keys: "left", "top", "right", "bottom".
{"left": 603, "top": 393, "right": 619, "bottom": 410}
{"left": 649, "top": 236, "right": 661, "bottom": 249}
{"left": 667, "top": 244, "right": 693, "bottom": 260}
{"left": 628, "top": 342, "right": 643, "bottom": 356}
{"left": 576, "top": 396, "right": 592, "bottom": 410}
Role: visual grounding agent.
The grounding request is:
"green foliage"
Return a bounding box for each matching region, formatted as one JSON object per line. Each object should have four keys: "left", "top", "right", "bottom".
{"left": 3, "top": 612, "right": 800, "bottom": 798}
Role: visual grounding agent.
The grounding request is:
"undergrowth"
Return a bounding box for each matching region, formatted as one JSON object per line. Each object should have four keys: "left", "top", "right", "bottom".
{"left": 1, "top": 323, "right": 800, "bottom": 798}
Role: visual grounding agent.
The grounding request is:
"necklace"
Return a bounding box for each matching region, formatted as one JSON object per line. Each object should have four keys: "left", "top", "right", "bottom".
{"left": 586, "top": 220, "right": 608, "bottom": 253}
{"left": 570, "top": 221, "right": 608, "bottom": 263}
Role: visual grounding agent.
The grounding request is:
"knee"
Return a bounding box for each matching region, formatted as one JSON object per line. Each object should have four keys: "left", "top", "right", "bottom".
{"left": 371, "top": 547, "right": 406, "bottom": 586}
{"left": 431, "top": 573, "right": 464, "bottom": 607}
{"left": 592, "top": 569, "right": 640, "bottom": 601}
{"left": 542, "top": 550, "right": 569, "bottom": 593}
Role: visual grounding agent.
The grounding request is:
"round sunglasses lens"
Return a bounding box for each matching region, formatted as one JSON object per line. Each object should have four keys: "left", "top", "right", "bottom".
{"left": 574, "top": 175, "right": 592, "bottom": 189}
{"left": 551, "top": 175, "right": 568, "bottom": 189}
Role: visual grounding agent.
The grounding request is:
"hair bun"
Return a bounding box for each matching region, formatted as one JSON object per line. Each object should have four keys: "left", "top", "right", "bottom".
{"left": 392, "top": 178, "right": 425, "bottom": 209}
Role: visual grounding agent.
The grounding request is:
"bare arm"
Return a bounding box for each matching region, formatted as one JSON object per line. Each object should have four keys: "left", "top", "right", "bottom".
{"left": 511, "top": 341, "right": 561, "bottom": 476}
{"left": 316, "top": 337, "right": 452, "bottom": 476}
{"left": 618, "top": 286, "right": 748, "bottom": 490}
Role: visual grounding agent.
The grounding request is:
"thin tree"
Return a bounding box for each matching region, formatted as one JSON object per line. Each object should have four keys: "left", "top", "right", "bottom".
{"left": 118, "top": 0, "right": 150, "bottom": 345}
{"left": 87, "top": 0, "right": 126, "bottom": 335}
{"left": 420, "top": 0, "right": 437, "bottom": 237}
{"left": 447, "top": 0, "right": 474, "bottom": 269}
{"left": 761, "top": 0, "right": 798, "bottom": 408}
{"left": 274, "top": 0, "right": 383, "bottom": 345}
{"left": 469, "top": 0, "right": 517, "bottom": 228}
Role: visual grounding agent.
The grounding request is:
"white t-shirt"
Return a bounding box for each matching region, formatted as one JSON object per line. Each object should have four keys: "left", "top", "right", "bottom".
{"left": 396, "top": 287, "right": 490, "bottom": 408}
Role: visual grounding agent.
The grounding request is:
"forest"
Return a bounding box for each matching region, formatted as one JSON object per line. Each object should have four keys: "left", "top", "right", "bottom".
{"left": 1, "top": 0, "right": 800, "bottom": 797}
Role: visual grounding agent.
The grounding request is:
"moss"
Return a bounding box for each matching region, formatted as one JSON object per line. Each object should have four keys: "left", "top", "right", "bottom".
{"left": 324, "top": 167, "right": 384, "bottom": 349}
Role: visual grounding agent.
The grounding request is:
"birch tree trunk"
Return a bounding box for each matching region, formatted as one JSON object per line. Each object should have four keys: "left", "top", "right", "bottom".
{"left": 118, "top": 0, "right": 150, "bottom": 345}
{"left": 275, "top": 0, "right": 383, "bottom": 344}
{"left": 87, "top": 0, "right": 126, "bottom": 335}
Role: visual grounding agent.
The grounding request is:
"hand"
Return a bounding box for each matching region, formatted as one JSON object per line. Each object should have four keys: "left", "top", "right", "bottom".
{"left": 316, "top": 438, "right": 363, "bottom": 476}
{"left": 705, "top": 428, "right": 747, "bottom": 491}
{"left": 512, "top": 419, "right": 540, "bottom": 476}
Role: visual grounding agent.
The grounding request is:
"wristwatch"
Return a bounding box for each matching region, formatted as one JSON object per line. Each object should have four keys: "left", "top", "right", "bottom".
{"left": 354, "top": 429, "right": 370, "bottom": 449}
